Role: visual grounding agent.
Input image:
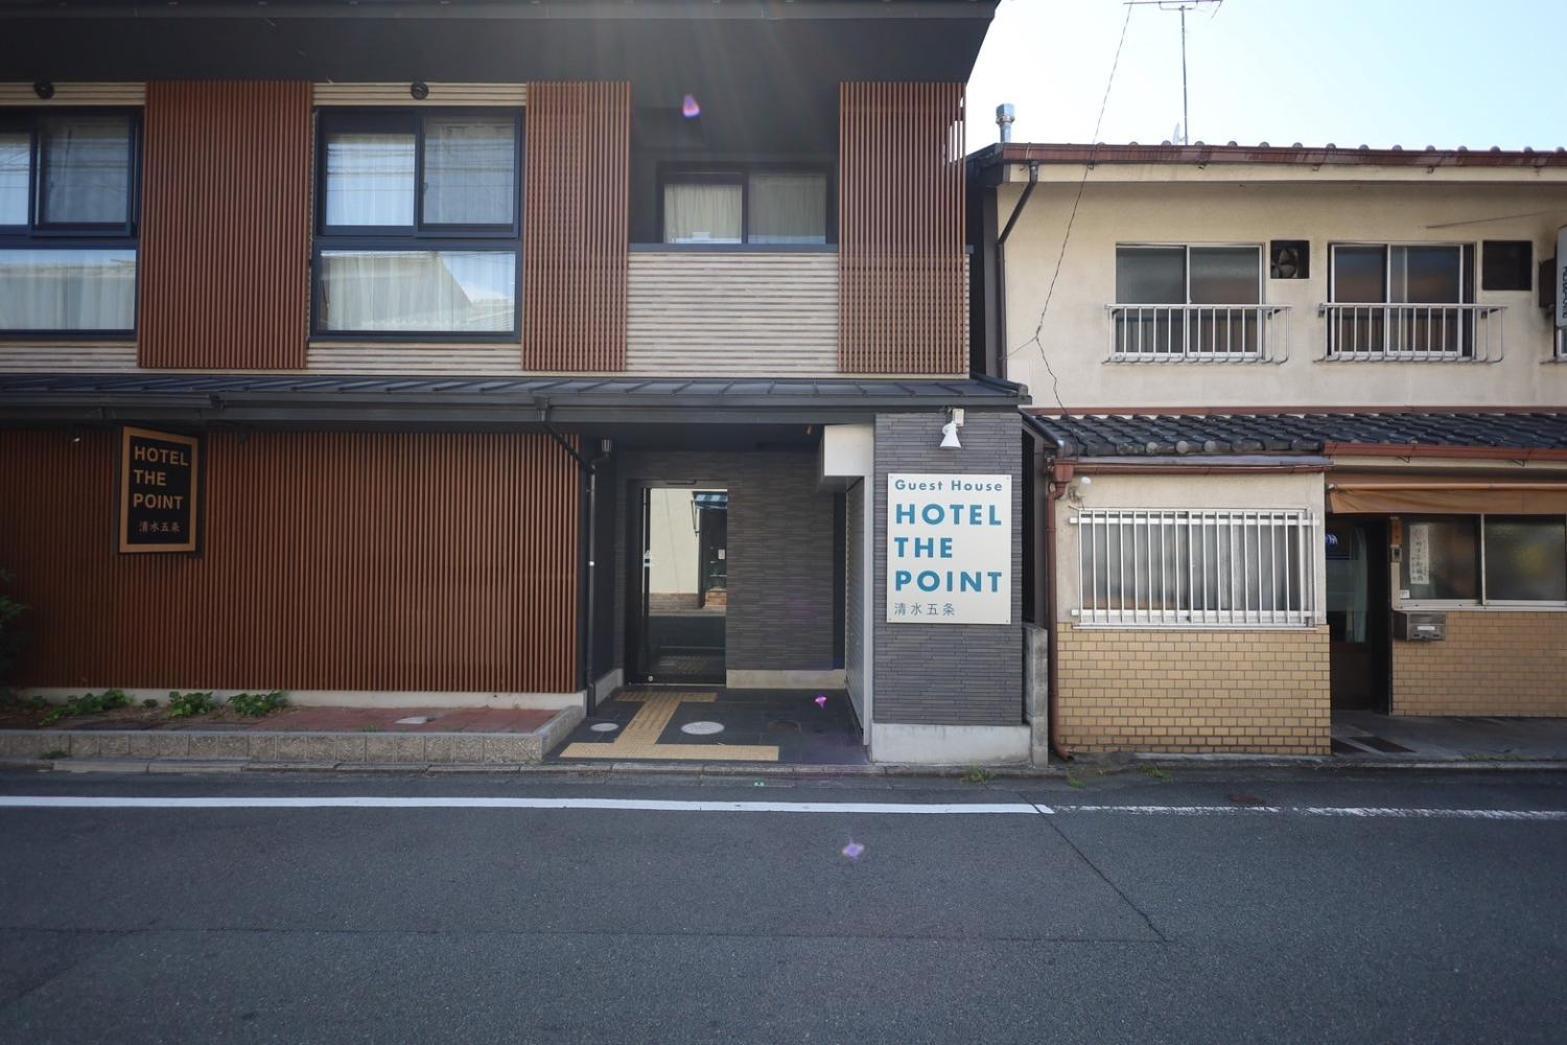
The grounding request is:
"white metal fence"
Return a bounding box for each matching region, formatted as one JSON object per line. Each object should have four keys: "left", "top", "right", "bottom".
{"left": 1106, "top": 304, "right": 1289, "bottom": 363}
{"left": 1319, "top": 303, "right": 1504, "bottom": 362}
{"left": 1073, "top": 509, "right": 1317, "bottom": 627}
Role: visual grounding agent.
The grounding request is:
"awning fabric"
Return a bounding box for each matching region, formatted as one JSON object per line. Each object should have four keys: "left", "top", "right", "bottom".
{"left": 1327, "top": 476, "right": 1567, "bottom": 515}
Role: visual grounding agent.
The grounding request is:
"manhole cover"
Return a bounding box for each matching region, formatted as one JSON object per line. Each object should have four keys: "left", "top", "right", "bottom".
{"left": 680, "top": 721, "right": 724, "bottom": 736}
{"left": 767, "top": 720, "right": 801, "bottom": 733}
{"left": 588, "top": 722, "right": 620, "bottom": 733}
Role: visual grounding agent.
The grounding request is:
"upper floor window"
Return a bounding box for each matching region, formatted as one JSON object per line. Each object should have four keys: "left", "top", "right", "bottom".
{"left": 1323, "top": 243, "right": 1501, "bottom": 361}
{"left": 1110, "top": 245, "right": 1279, "bottom": 361}
{"left": 314, "top": 109, "right": 522, "bottom": 338}
{"left": 0, "top": 110, "right": 139, "bottom": 335}
{"left": 661, "top": 168, "right": 829, "bottom": 246}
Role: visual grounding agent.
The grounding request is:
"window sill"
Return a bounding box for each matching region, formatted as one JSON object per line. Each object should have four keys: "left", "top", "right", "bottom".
{"left": 1070, "top": 621, "right": 1322, "bottom": 631}
{"left": 631, "top": 243, "right": 837, "bottom": 254}
{"left": 1395, "top": 602, "right": 1567, "bottom": 613}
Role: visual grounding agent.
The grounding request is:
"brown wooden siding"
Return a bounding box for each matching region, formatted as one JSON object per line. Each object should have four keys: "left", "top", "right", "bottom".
{"left": 838, "top": 82, "right": 967, "bottom": 375}
{"left": 522, "top": 82, "right": 630, "bottom": 372}
{"left": 138, "top": 82, "right": 312, "bottom": 370}
{"left": 0, "top": 430, "right": 580, "bottom": 693}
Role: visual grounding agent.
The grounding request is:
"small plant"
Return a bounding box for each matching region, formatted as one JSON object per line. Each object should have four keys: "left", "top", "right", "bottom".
{"left": 1065, "top": 771, "right": 1086, "bottom": 790}
{"left": 960, "top": 767, "right": 993, "bottom": 785}
{"left": 41, "top": 748, "right": 68, "bottom": 760}
{"left": 1140, "top": 764, "right": 1173, "bottom": 782}
{"left": 41, "top": 689, "right": 132, "bottom": 726}
{"left": 359, "top": 724, "right": 381, "bottom": 733}
{"left": 167, "top": 691, "right": 217, "bottom": 719}
{"left": 142, "top": 698, "right": 160, "bottom": 710}
{"left": 228, "top": 690, "right": 287, "bottom": 718}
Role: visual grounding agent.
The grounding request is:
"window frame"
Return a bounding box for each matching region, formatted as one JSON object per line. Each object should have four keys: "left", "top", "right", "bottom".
{"left": 1397, "top": 513, "right": 1567, "bottom": 609}
{"left": 655, "top": 162, "right": 836, "bottom": 249}
{"left": 1112, "top": 242, "right": 1265, "bottom": 306}
{"left": 1328, "top": 242, "right": 1476, "bottom": 306}
{"left": 0, "top": 107, "right": 141, "bottom": 340}
{"left": 311, "top": 106, "right": 524, "bottom": 342}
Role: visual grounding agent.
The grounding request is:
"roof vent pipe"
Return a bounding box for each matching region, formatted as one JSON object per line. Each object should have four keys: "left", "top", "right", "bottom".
{"left": 996, "top": 103, "right": 1015, "bottom": 143}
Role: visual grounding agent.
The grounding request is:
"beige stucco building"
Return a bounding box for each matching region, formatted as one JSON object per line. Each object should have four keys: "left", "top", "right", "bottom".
{"left": 972, "top": 143, "right": 1567, "bottom": 756}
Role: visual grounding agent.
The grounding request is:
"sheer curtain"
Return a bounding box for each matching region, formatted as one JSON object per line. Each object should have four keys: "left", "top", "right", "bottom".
{"left": 748, "top": 172, "right": 826, "bottom": 245}
{"left": 423, "top": 116, "right": 514, "bottom": 225}
{"left": 0, "top": 250, "right": 136, "bottom": 331}
{"left": 663, "top": 183, "right": 742, "bottom": 244}
{"left": 0, "top": 131, "right": 27, "bottom": 225}
{"left": 319, "top": 250, "right": 514, "bottom": 333}
{"left": 40, "top": 115, "right": 130, "bottom": 224}
{"left": 324, "top": 131, "right": 415, "bottom": 227}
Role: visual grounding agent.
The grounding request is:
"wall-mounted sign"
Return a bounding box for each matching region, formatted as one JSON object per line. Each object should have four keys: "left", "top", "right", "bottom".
{"left": 1557, "top": 227, "right": 1567, "bottom": 329}
{"left": 886, "top": 473, "right": 1011, "bottom": 625}
{"left": 119, "top": 426, "right": 200, "bottom": 554}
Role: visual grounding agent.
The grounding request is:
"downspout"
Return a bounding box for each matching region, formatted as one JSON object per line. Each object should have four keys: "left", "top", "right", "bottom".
{"left": 994, "top": 159, "right": 1039, "bottom": 382}
{"left": 1044, "top": 458, "right": 1073, "bottom": 762}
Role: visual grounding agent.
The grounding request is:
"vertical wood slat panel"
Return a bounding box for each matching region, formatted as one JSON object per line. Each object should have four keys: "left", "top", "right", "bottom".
{"left": 522, "top": 82, "right": 630, "bottom": 372}
{"left": 138, "top": 82, "right": 312, "bottom": 370}
{"left": 0, "top": 430, "right": 579, "bottom": 694}
{"left": 838, "top": 82, "right": 967, "bottom": 375}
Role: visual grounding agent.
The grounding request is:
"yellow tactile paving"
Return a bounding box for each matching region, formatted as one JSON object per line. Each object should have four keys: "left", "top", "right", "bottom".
{"left": 561, "top": 690, "right": 780, "bottom": 762}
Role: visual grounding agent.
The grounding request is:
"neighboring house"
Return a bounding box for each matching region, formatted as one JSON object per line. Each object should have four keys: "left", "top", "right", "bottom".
{"left": 0, "top": 0, "right": 1033, "bottom": 765}
{"left": 971, "top": 140, "right": 1567, "bottom": 756}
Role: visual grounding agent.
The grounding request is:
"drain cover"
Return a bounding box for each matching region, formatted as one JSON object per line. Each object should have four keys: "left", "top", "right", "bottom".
{"left": 680, "top": 721, "right": 724, "bottom": 736}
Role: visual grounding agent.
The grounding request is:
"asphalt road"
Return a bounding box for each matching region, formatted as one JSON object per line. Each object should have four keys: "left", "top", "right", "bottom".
{"left": 1, "top": 767, "right": 1565, "bottom": 1044}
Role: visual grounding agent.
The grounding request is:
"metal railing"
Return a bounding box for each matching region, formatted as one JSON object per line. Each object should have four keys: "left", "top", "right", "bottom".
{"left": 1073, "top": 508, "right": 1317, "bottom": 628}
{"left": 1105, "top": 304, "right": 1288, "bottom": 363}
{"left": 1318, "top": 303, "right": 1504, "bottom": 362}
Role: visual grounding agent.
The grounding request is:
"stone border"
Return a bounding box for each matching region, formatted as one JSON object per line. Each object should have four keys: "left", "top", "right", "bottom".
{"left": 0, "top": 705, "right": 584, "bottom": 767}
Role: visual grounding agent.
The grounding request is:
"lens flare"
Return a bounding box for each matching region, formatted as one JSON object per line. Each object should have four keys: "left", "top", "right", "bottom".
{"left": 841, "top": 841, "right": 865, "bottom": 862}
{"left": 814, "top": 695, "right": 828, "bottom": 709}
{"left": 681, "top": 94, "right": 701, "bottom": 119}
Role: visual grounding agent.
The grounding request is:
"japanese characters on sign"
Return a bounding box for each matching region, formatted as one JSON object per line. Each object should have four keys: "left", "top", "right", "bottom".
{"left": 119, "top": 426, "right": 200, "bottom": 554}
{"left": 886, "top": 473, "right": 1012, "bottom": 625}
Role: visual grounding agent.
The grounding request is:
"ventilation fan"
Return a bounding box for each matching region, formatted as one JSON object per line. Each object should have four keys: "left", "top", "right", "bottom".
{"left": 1270, "top": 240, "right": 1310, "bottom": 280}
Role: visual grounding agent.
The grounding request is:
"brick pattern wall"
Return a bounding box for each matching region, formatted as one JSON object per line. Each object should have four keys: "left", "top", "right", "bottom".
{"left": 873, "top": 411, "right": 1022, "bottom": 726}
{"left": 1392, "top": 612, "right": 1567, "bottom": 716}
{"left": 1056, "top": 625, "right": 1331, "bottom": 754}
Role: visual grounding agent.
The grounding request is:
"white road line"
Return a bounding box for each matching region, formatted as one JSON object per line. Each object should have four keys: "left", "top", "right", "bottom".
{"left": 0, "top": 797, "right": 1562, "bottom": 820}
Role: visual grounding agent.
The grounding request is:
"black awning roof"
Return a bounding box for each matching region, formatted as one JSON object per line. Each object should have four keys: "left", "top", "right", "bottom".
{"left": 0, "top": 372, "right": 1027, "bottom": 428}
{"left": 1025, "top": 411, "right": 1567, "bottom": 459}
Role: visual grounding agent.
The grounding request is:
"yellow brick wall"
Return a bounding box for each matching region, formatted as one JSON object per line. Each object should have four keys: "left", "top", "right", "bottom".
{"left": 1392, "top": 611, "right": 1567, "bottom": 716}
{"left": 1056, "top": 624, "right": 1331, "bottom": 755}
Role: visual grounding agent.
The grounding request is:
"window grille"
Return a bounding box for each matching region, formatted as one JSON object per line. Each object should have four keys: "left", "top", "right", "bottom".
{"left": 1075, "top": 509, "right": 1317, "bottom": 627}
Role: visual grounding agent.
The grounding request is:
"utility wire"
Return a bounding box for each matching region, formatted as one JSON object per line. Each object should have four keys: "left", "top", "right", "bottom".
{"left": 1008, "top": 2, "right": 1136, "bottom": 410}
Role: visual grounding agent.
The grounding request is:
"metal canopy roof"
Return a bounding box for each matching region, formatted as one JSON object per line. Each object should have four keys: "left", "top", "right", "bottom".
{"left": 0, "top": 372, "right": 1027, "bottom": 428}
{"left": 1025, "top": 411, "right": 1567, "bottom": 460}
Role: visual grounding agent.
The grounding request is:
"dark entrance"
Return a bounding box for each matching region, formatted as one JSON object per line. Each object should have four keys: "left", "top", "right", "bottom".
{"left": 1325, "top": 517, "right": 1390, "bottom": 711}
{"left": 631, "top": 485, "right": 728, "bottom": 684}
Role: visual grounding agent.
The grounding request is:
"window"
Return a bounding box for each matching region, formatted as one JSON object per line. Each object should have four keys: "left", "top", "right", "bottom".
{"left": 1111, "top": 245, "right": 1266, "bottom": 359}
{"left": 1399, "top": 515, "right": 1567, "bottom": 605}
{"left": 1076, "top": 509, "right": 1316, "bottom": 626}
{"left": 1481, "top": 240, "right": 1532, "bottom": 292}
{"left": 314, "top": 109, "right": 521, "bottom": 337}
{"left": 661, "top": 168, "right": 829, "bottom": 246}
{"left": 0, "top": 110, "right": 138, "bottom": 335}
{"left": 1326, "top": 243, "right": 1486, "bottom": 358}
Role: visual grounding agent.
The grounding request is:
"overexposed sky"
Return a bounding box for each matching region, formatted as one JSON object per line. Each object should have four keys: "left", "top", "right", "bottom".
{"left": 966, "top": 0, "right": 1567, "bottom": 153}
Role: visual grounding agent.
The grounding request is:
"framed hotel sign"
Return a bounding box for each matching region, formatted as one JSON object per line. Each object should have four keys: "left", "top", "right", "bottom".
{"left": 119, "top": 426, "right": 200, "bottom": 554}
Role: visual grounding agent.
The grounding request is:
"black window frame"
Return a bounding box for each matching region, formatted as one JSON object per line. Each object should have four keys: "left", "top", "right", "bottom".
{"left": 0, "top": 107, "right": 141, "bottom": 340}
{"left": 311, "top": 107, "right": 525, "bottom": 342}
{"left": 656, "top": 162, "right": 836, "bottom": 249}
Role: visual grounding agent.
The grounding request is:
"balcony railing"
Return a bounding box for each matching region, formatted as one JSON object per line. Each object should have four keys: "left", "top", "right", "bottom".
{"left": 1105, "top": 304, "right": 1289, "bottom": 363}
{"left": 1318, "top": 303, "right": 1504, "bottom": 363}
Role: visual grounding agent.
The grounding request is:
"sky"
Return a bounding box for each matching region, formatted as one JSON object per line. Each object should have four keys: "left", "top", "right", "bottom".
{"left": 966, "top": 0, "right": 1567, "bottom": 153}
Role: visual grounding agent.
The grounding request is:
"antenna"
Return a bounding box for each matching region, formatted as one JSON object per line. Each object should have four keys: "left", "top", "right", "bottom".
{"left": 1126, "top": 0, "right": 1222, "bottom": 145}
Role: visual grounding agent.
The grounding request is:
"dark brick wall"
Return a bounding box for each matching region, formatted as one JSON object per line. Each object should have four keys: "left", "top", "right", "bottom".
{"left": 873, "top": 411, "right": 1023, "bottom": 726}
{"left": 612, "top": 449, "right": 839, "bottom": 676}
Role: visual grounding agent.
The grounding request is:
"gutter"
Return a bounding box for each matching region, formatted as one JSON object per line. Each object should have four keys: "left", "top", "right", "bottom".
{"left": 992, "top": 159, "right": 1038, "bottom": 382}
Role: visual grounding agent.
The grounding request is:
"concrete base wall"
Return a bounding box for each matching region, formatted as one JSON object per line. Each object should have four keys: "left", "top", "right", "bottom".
{"left": 1057, "top": 624, "right": 1331, "bottom": 755}
{"left": 870, "top": 723, "right": 1030, "bottom": 766}
{"left": 726, "top": 669, "right": 846, "bottom": 690}
{"left": 1392, "top": 611, "right": 1567, "bottom": 716}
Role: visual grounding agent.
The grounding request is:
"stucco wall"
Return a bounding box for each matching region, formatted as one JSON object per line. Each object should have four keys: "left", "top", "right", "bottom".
{"left": 1000, "top": 179, "right": 1567, "bottom": 409}
{"left": 1392, "top": 611, "right": 1567, "bottom": 716}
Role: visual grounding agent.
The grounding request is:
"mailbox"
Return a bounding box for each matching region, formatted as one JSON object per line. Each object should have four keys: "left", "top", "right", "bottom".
{"left": 1393, "top": 610, "right": 1446, "bottom": 642}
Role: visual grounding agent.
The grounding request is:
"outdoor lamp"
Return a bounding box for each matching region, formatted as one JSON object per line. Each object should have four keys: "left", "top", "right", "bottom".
{"left": 940, "top": 408, "right": 964, "bottom": 450}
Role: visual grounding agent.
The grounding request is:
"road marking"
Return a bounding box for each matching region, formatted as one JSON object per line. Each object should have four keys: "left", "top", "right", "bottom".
{"left": 0, "top": 797, "right": 1563, "bottom": 820}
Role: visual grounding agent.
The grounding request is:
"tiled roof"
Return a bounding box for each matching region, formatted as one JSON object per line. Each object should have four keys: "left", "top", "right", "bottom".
{"left": 1025, "top": 411, "right": 1567, "bottom": 459}
{"left": 977, "top": 142, "right": 1567, "bottom": 169}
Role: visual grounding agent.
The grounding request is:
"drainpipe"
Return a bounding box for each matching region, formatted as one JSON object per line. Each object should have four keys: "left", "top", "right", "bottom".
{"left": 1044, "top": 459, "right": 1073, "bottom": 762}
{"left": 994, "top": 159, "right": 1039, "bottom": 382}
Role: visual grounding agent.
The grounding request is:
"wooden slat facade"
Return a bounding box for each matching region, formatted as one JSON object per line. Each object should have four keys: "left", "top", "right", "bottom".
{"left": 522, "top": 82, "right": 630, "bottom": 372}
{"left": 138, "top": 82, "right": 312, "bottom": 370}
{"left": 0, "top": 430, "right": 580, "bottom": 694}
{"left": 838, "top": 82, "right": 968, "bottom": 375}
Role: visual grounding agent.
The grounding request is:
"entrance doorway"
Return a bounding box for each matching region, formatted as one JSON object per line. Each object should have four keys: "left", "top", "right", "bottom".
{"left": 634, "top": 486, "right": 728, "bottom": 684}
{"left": 1325, "top": 518, "right": 1390, "bottom": 711}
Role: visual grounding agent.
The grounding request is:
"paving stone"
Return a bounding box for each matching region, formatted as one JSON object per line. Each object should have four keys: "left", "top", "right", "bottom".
{"left": 151, "top": 735, "right": 191, "bottom": 758}
{"left": 332, "top": 736, "right": 368, "bottom": 763}
{"left": 365, "top": 735, "right": 427, "bottom": 763}
{"left": 481, "top": 735, "right": 539, "bottom": 764}
{"left": 274, "top": 735, "right": 312, "bottom": 762}
{"left": 187, "top": 734, "right": 248, "bottom": 760}
{"left": 247, "top": 734, "right": 279, "bottom": 761}
{"left": 302, "top": 736, "right": 337, "bottom": 763}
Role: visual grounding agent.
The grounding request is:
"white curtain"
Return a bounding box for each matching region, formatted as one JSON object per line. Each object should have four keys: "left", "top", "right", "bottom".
{"left": 663, "top": 183, "right": 742, "bottom": 244}
{"left": 324, "top": 132, "right": 415, "bottom": 227}
{"left": 41, "top": 115, "right": 130, "bottom": 224}
{"left": 319, "top": 250, "right": 514, "bottom": 333}
{"left": 748, "top": 172, "right": 826, "bottom": 245}
{"left": 0, "top": 250, "right": 136, "bottom": 331}
{"left": 423, "top": 116, "right": 514, "bottom": 226}
{"left": 0, "top": 131, "right": 27, "bottom": 225}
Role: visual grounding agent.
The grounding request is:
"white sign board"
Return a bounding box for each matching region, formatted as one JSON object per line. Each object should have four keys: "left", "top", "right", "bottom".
{"left": 886, "top": 473, "right": 1012, "bottom": 624}
{"left": 1408, "top": 522, "right": 1431, "bottom": 586}
{"left": 1557, "top": 227, "right": 1567, "bottom": 330}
